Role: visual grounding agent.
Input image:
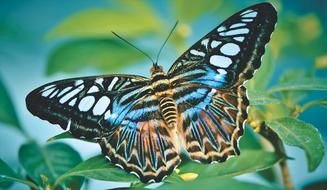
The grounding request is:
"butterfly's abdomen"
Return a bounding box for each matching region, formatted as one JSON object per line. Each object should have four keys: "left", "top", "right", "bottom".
{"left": 159, "top": 96, "right": 178, "bottom": 128}
{"left": 150, "top": 67, "right": 178, "bottom": 128}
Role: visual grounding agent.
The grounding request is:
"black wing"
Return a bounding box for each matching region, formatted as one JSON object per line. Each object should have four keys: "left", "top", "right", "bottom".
{"left": 168, "top": 2, "right": 277, "bottom": 88}
{"left": 26, "top": 75, "right": 150, "bottom": 139}
{"left": 170, "top": 3, "right": 277, "bottom": 162}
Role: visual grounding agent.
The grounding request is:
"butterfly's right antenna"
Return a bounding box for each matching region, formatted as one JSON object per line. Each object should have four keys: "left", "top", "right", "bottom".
{"left": 155, "top": 21, "right": 179, "bottom": 66}
{"left": 112, "top": 31, "right": 156, "bottom": 65}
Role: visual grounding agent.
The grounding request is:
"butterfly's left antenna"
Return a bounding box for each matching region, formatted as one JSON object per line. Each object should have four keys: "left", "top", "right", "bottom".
{"left": 155, "top": 21, "right": 179, "bottom": 66}
{"left": 112, "top": 31, "right": 156, "bottom": 65}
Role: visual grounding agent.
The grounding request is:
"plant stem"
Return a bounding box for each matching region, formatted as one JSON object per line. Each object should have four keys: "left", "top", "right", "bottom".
{"left": 280, "top": 159, "right": 293, "bottom": 190}
{"left": 255, "top": 122, "right": 294, "bottom": 190}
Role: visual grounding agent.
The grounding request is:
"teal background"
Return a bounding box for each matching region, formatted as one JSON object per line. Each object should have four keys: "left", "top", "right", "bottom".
{"left": 0, "top": 0, "right": 326, "bottom": 189}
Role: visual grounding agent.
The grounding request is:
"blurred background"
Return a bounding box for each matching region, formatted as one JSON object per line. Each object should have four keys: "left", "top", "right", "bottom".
{"left": 0, "top": 0, "right": 326, "bottom": 189}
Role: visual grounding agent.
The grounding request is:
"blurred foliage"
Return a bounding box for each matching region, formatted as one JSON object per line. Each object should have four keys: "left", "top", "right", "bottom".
{"left": 19, "top": 142, "right": 84, "bottom": 189}
{"left": 0, "top": 78, "right": 22, "bottom": 133}
{"left": 0, "top": 0, "right": 327, "bottom": 190}
{"left": 47, "top": 39, "right": 144, "bottom": 75}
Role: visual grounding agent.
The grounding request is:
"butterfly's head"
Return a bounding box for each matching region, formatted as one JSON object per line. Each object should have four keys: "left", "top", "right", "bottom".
{"left": 150, "top": 65, "right": 164, "bottom": 76}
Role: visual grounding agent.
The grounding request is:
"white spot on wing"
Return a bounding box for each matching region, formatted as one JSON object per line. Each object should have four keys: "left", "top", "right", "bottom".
{"left": 42, "top": 84, "right": 55, "bottom": 91}
{"left": 210, "top": 55, "right": 232, "bottom": 68}
{"left": 49, "top": 89, "right": 59, "bottom": 98}
{"left": 201, "top": 38, "right": 209, "bottom": 48}
{"left": 58, "top": 86, "right": 72, "bottom": 97}
{"left": 220, "top": 43, "right": 240, "bottom": 56}
{"left": 242, "top": 18, "right": 253, "bottom": 22}
{"left": 240, "top": 9, "right": 253, "bottom": 15}
{"left": 217, "top": 26, "right": 226, "bottom": 32}
{"left": 93, "top": 96, "right": 110, "bottom": 115}
{"left": 234, "top": 37, "right": 245, "bottom": 42}
{"left": 59, "top": 85, "right": 84, "bottom": 104}
{"left": 130, "top": 171, "right": 140, "bottom": 178}
{"left": 210, "top": 40, "right": 221, "bottom": 48}
{"left": 220, "top": 28, "right": 249, "bottom": 36}
{"left": 217, "top": 69, "right": 227, "bottom": 74}
{"left": 87, "top": 86, "right": 99, "bottom": 93}
{"left": 66, "top": 119, "right": 71, "bottom": 131}
{"left": 108, "top": 77, "right": 118, "bottom": 91}
{"left": 230, "top": 23, "right": 246, "bottom": 29}
{"left": 190, "top": 49, "right": 205, "bottom": 57}
{"left": 68, "top": 98, "right": 77, "bottom": 106}
{"left": 115, "top": 163, "right": 124, "bottom": 169}
{"left": 75, "top": 80, "right": 83, "bottom": 86}
{"left": 41, "top": 88, "right": 55, "bottom": 97}
{"left": 242, "top": 11, "right": 257, "bottom": 18}
{"left": 104, "top": 110, "right": 111, "bottom": 120}
{"left": 78, "top": 96, "right": 95, "bottom": 112}
{"left": 95, "top": 78, "right": 104, "bottom": 87}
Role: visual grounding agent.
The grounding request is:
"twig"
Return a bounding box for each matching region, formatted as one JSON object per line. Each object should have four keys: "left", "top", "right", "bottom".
{"left": 251, "top": 120, "right": 294, "bottom": 190}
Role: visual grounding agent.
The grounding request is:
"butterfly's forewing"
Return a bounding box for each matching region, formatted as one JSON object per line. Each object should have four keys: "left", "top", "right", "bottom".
{"left": 170, "top": 3, "right": 277, "bottom": 162}
{"left": 168, "top": 3, "right": 277, "bottom": 88}
{"left": 26, "top": 74, "right": 181, "bottom": 182}
{"left": 26, "top": 75, "right": 149, "bottom": 139}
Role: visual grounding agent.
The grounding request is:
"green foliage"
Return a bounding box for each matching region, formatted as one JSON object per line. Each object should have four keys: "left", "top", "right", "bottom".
{"left": 19, "top": 142, "right": 84, "bottom": 189}
{"left": 266, "top": 118, "right": 324, "bottom": 172}
{"left": 158, "top": 177, "right": 282, "bottom": 190}
{"left": 0, "top": 78, "right": 22, "bottom": 132}
{"left": 47, "top": 39, "right": 144, "bottom": 75}
{"left": 0, "top": 0, "right": 326, "bottom": 189}
{"left": 46, "top": 1, "right": 161, "bottom": 40}
{"left": 54, "top": 155, "right": 137, "bottom": 186}
{"left": 178, "top": 150, "right": 283, "bottom": 178}
{"left": 171, "top": 0, "right": 223, "bottom": 23}
{"left": 0, "top": 159, "right": 37, "bottom": 189}
{"left": 268, "top": 78, "right": 327, "bottom": 93}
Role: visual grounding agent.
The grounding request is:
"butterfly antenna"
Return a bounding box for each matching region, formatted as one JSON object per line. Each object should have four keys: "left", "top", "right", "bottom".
{"left": 155, "top": 21, "right": 179, "bottom": 66}
{"left": 112, "top": 31, "right": 155, "bottom": 65}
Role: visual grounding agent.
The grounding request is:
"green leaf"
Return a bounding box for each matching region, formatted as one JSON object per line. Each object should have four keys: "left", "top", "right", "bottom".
{"left": 47, "top": 131, "right": 75, "bottom": 142}
{"left": 19, "top": 142, "right": 84, "bottom": 189}
{"left": 54, "top": 155, "right": 137, "bottom": 187}
{"left": 159, "top": 177, "right": 282, "bottom": 190}
{"left": 0, "top": 159, "right": 38, "bottom": 189}
{"left": 247, "top": 48, "right": 275, "bottom": 91}
{"left": 0, "top": 77, "right": 22, "bottom": 132}
{"left": 268, "top": 78, "right": 327, "bottom": 93}
{"left": 239, "top": 126, "right": 262, "bottom": 150}
{"left": 46, "top": 5, "right": 161, "bottom": 40}
{"left": 47, "top": 131, "right": 96, "bottom": 143}
{"left": 266, "top": 117, "right": 324, "bottom": 171}
{"left": 178, "top": 150, "right": 283, "bottom": 178}
{"left": 171, "top": 0, "right": 223, "bottom": 23}
{"left": 248, "top": 91, "right": 281, "bottom": 105}
{"left": 47, "top": 39, "right": 144, "bottom": 75}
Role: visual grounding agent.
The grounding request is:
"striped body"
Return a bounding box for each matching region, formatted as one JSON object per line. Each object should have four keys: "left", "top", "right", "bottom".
{"left": 150, "top": 66, "right": 178, "bottom": 128}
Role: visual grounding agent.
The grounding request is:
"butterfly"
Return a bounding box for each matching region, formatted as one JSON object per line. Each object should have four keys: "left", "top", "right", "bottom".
{"left": 26, "top": 3, "right": 277, "bottom": 183}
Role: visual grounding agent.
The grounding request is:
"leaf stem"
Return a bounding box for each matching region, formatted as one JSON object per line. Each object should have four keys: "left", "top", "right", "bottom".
{"left": 254, "top": 122, "right": 294, "bottom": 190}
{"left": 280, "top": 158, "right": 293, "bottom": 190}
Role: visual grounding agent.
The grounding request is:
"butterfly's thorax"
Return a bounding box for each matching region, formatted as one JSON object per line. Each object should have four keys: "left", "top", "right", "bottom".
{"left": 150, "top": 66, "right": 178, "bottom": 128}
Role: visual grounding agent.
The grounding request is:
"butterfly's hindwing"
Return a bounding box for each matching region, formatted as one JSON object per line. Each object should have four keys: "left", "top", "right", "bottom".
{"left": 99, "top": 97, "right": 181, "bottom": 182}
{"left": 174, "top": 85, "right": 248, "bottom": 162}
